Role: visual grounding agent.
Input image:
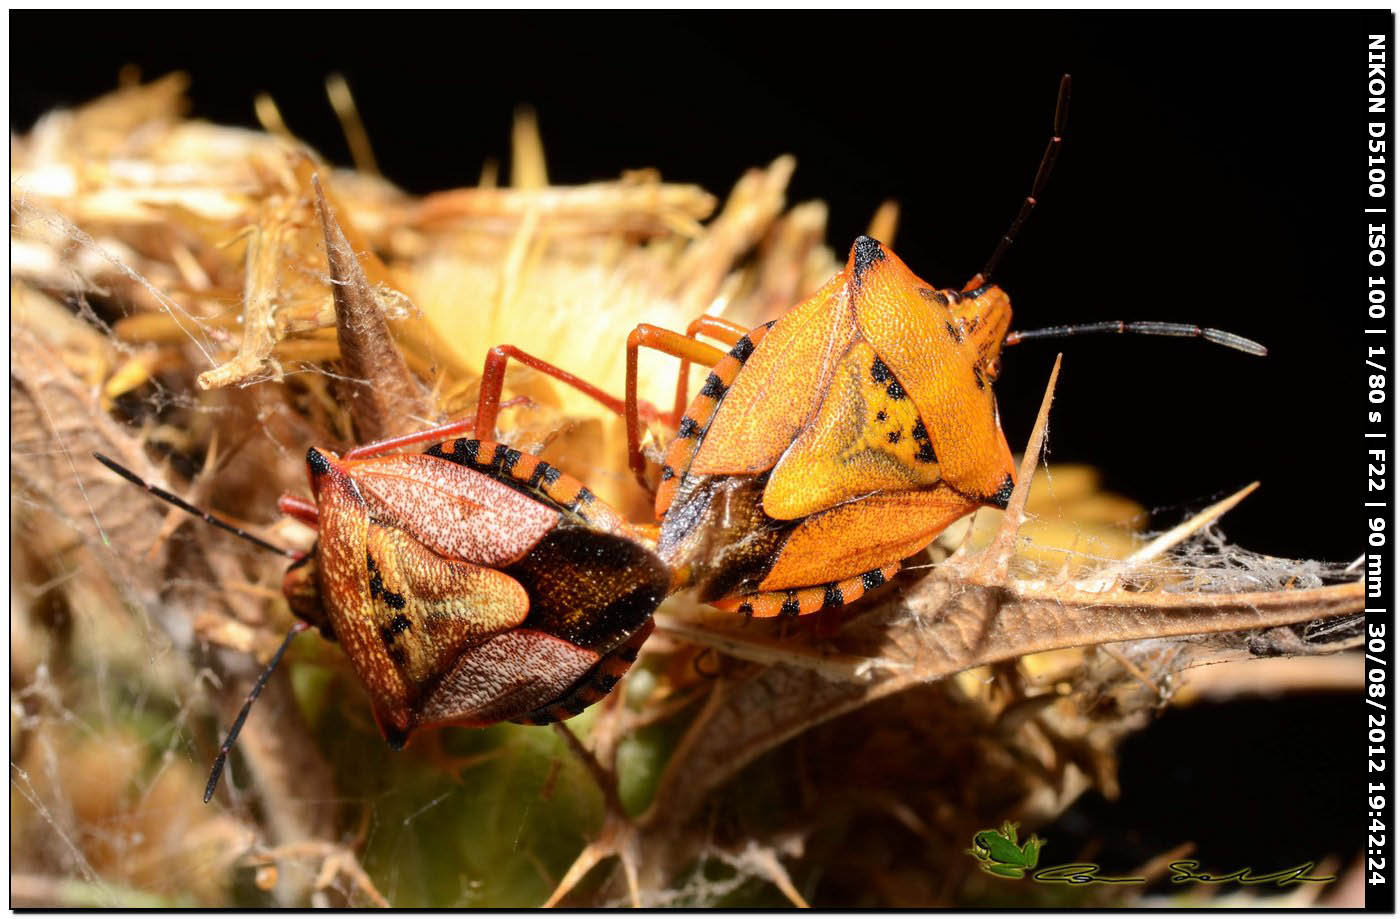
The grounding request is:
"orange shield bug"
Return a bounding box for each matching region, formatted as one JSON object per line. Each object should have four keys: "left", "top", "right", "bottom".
{"left": 461, "top": 76, "right": 1264, "bottom": 619}
{"left": 96, "top": 421, "right": 668, "bottom": 802}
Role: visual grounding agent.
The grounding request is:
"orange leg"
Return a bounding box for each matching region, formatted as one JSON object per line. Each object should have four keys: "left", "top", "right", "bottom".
{"left": 670, "top": 316, "right": 749, "bottom": 424}
{"left": 625, "top": 324, "right": 727, "bottom": 489}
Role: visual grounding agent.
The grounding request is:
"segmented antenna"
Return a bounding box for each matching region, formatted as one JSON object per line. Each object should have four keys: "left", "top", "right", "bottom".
{"left": 204, "top": 622, "right": 310, "bottom": 803}
{"left": 1004, "top": 321, "right": 1267, "bottom": 356}
{"left": 93, "top": 453, "right": 296, "bottom": 558}
{"left": 970, "top": 74, "right": 1072, "bottom": 289}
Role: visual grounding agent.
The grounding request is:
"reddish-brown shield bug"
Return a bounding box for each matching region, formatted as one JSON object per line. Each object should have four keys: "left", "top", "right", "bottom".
{"left": 96, "top": 420, "right": 668, "bottom": 802}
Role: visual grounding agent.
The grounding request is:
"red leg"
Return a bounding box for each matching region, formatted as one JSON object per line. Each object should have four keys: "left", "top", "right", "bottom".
{"left": 341, "top": 397, "right": 532, "bottom": 461}
{"left": 625, "top": 324, "right": 727, "bottom": 490}
{"left": 671, "top": 316, "right": 749, "bottom": 425}
{"left": 277, "top": 494, "right": 319, "bottom": 527}
{"left": 476, "top": 345, "right": 644, "bottom": 438}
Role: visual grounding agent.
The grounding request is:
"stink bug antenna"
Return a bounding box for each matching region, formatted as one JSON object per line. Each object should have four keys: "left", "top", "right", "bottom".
{"left": 971, "top": 74, "right": 1071, "bottom": 289}
{"left": 93, "top": 453, "right": 297, "bottom": 558}
{"left": 1004, "top": 321, "right": 1268, "bottom": 356}
{"left": 204, "top": 622, "right": 310, "bottom": 803}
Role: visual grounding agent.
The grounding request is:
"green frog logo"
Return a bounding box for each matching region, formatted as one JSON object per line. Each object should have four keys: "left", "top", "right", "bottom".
{"left": 967, "top": 821, "right": 1045, "bottom": 879}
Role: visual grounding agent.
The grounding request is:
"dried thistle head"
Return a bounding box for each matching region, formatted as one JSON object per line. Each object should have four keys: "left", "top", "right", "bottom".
{"left": 11, "top": 74, "right": 1362, "bottom": 909}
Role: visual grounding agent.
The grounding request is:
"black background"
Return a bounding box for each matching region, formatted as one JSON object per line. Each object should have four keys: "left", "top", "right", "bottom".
{"left": 11, "top": 11, "right": 1382, "bottom": 562}
{"left": 12, "top": 11, "right": 1386, "bottom": 893}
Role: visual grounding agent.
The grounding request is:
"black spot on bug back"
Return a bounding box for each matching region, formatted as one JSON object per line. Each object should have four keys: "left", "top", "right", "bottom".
{"left": 737, "top": 602, "right": 755, "bottom": 618}
{"left": 887, "top": 430, "right": 902, "bottom": 445}
{"left": 850, "top": 236, "right": 886, "bottom": 288}
{"left": 779, "top": 594, "right": 801, "bottom": 617}
{"left": 379, "top": 613, "right": 412, "bottom": 660}
{"left": 677, "top": 417, "right": 700, "bottom": 439}
{"left": 367, "top": 554, "right": 407, "bottom": 610}
{"left": 991, "top": 474, "right": 1015, "bottom": 510}
{"left": 871, "top": 358, "right": 907, "bottom": 399}
{"left": 911, "top": 419, "right": 937, "bottom": 463}
{"left": 660, "top": 465, "right": 676, "bottom": 481}
{"left": 823, "top": 583, "right": 845, "bottom": 609}
{"left": 500, "top": 447, "right": 523, "bottom": 475}
{"left": 876, "top": 410, "right": 887, "bottom": 422}
{"left": 731, "top": 335, "right": 755, "bottom": 363}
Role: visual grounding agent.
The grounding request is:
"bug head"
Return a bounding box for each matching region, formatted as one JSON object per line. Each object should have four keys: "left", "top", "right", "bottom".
{"left": 951, "top": 284, "right": 1013, "bottom": 385}
{"left": 281, "top": 549, "right": 329, "bottom": 635}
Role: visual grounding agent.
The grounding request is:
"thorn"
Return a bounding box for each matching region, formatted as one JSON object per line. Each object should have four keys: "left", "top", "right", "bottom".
{"left": 968, "top": 354, "right": 1062, "bottom": 584}
{"left": 544, "top": 723, "right": 642, "bottom": 907}
{"left": 865, "top": 199, "right": 899, "bottom": 247}
{"left": 311, "top": 174, "right": 427, "bottom": 443}
{"left": 747, "top": 846, "right": 810, "bottom": 908}
{"left": 1077, "top": 481, "right": 1261, "bottom": 593}
{"left": 1123, "top": 481, "right": 1260, "bottom": 567}
{"left": 325, "top": 73, "right": 380, "bottom": 177}
{"left": 253, "top": 92, "right": 291, "bottom": 138}
{"left": 543, "top": 839, "right": 613, "bottom": 908}
{"left": 511, "top": 106, "right": 548, "bottom": 189}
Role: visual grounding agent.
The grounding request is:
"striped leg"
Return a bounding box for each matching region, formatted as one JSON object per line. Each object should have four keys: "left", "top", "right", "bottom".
{"left": 670, "top": 316, "right": 750, "bottom": 424}
{"left": 624, "top": 325, "right": 727, "bottom": 491}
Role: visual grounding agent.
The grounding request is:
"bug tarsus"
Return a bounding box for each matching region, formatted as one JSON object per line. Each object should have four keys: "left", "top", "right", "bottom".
{"left": 204, "top": 621, "right": 311, "bottom": 803}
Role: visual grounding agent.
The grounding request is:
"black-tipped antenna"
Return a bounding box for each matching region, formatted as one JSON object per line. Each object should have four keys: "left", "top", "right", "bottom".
{"left": 93, "top": 453, "right": 296, "bottom": 558}
{"left": 1004, "top": 321, "right": 1267, "bottom": 356}
{"left": 204, "top": 622, "right": 310, "bottom": 803}
{"left": 973, "top": 74, "right": 1072, "bottom": 288}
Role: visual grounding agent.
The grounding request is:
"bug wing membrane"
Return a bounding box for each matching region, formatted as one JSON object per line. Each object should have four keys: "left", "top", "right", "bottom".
{"left": 413, "top": 526, "right": 668, "bottom": 733}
